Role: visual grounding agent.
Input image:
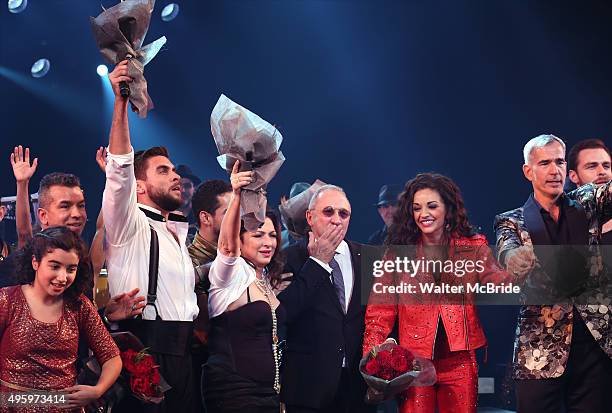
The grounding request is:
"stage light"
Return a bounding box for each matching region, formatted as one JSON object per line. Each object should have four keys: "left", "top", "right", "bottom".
{"left": 97, "top": 64, "right": 108, "bottom": 77}
{"left": 161, "top": 3, "right": 179, "bottom": 22}
{"left": 30, "top": 58, "right": 50, "bottom": 78}
{"left": 8, "top": 0, "right": 27, "bottom": 14}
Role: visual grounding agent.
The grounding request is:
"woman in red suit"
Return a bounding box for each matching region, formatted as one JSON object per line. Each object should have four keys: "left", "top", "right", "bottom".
{"left": 363, "top": 173, "right": 515, "bottom": 413}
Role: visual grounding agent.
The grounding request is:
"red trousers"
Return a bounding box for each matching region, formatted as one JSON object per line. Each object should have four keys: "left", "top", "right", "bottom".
{"left": 399, "top": 328, "right": 478, "bottom": 413}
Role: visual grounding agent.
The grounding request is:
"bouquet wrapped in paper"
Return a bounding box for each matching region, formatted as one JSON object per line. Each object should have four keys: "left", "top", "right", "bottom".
{"left": 114, "top": 332, "right": 170, "bottom": 403}
{"left": 360, "top": 342, "right": 436, "bottom": 403}
{"left": 78, "top": 332, "right": 170, "bottom": 411}
{"left": 90, "top": 0, "right": 166, "bottom": 117}
{"left": 278, "top": 179, "right": 326, "bottom": 240}
{"left": 211, "top": 94, "right": 285, "bottom": 231}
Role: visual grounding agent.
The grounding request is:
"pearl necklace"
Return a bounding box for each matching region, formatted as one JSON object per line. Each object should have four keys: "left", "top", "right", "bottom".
{"left": 254, "top": 274, "right": 280, "bottom": 394}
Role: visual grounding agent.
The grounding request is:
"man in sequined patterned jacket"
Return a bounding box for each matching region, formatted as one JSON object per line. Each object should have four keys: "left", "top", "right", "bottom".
{"left": 494, "top": 134, "right": 612, "bottom": 413}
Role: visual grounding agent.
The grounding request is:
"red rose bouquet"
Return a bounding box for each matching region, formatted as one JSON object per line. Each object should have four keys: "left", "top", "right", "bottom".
{"left": 113, "top": 332, "right": 170, "bottom": 404}
{"left": 120, "top": 348, "right": 165, "bottom": 402}
{"left": 77, "top": 332, "right": 170, "bottom": 411}
{"left": 360, "top": 342, "right": 436, "bottom": 403}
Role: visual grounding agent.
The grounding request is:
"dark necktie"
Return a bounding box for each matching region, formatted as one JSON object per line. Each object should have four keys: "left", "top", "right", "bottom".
{"left": 329, "top": 256, "right": 346, "bottom": 313}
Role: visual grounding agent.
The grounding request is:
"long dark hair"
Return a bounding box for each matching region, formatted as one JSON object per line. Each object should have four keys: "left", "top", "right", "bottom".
{"left": 15, "top": 226, "right": 91, "bottom": 306}
{"left": 387, "top": 173, "right": 475, "bottom": 246}
{"left": 240, "top": 209, "right": 284, "bottom": 288}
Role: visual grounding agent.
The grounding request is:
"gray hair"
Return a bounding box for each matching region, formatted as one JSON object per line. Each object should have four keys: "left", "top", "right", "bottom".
{"left": 308, "top": 184, "right": 347, "bottom": 210}
{"left": 523, "top": 134, "right": 566, "bottom": 164}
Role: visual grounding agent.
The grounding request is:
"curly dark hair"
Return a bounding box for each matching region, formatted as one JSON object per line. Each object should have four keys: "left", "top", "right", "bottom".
{"left": 15, "top": 226, "right": 91, "bottom": 307}
{"left": 240, "top": 209, "right": 284, "bottom": 288}
{"left": 387, "top": 173, "right": 475, "bottom": 246}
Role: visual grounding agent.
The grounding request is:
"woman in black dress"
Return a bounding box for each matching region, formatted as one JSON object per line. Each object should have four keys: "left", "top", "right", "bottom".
{"left": 204, "top": 161, "right": 285, "bottom": 413}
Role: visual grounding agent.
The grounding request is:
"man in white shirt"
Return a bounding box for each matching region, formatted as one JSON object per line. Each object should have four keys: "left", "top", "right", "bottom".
{"left": 104, "top": 60, "right": 198, "bottom": 412}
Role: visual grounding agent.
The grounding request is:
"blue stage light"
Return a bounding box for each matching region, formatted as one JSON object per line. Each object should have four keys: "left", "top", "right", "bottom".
{"left": 30, "top": 58, "right": 50, "bottom": 78}
{"left": 161, "top": 3, "right": 179, "bottom": 22}
{"left": 8, "top": 0, "right": 27, "bottom": 14}
{"left": 97, "top": 64, "right": 109, "bottom": 77}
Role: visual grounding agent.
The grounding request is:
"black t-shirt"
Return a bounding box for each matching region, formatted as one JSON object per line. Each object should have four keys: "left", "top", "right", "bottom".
{"left": 538, "top": 197, "right": 589, "bottom": 297}
{"left": 540, "top": 200, "right": 572, "bottom": 245}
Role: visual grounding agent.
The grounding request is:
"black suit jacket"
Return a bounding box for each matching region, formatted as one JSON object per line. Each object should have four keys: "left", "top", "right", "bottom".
{"left": 278, "top": 240, "right": 372, "bottom": 411}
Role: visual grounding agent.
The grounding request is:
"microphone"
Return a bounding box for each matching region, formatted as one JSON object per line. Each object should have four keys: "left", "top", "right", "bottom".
{"left": 119, "top": 53, "right": 133, "bottom": 98}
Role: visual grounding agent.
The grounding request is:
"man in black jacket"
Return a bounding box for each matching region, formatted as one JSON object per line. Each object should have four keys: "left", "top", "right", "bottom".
{"left": 278, "top": 184, "right": 373, "bottom": 413}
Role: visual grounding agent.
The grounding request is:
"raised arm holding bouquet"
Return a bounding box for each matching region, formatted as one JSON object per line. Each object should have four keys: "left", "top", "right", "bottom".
{"left": 204, "top": 96, "right": 286, "bottom": 412}
{"left": 90, "top": 0, "right": 167, "bottom": 118}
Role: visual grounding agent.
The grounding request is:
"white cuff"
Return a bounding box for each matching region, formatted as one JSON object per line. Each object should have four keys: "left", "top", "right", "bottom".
{"left": 309, "top": 256, "right": 332, "bottom": 273}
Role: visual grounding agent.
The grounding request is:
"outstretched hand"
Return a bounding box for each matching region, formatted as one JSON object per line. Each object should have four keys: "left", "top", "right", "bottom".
{"left": 506, "top": 245, "right": 536, "bottom": 280}
{"left": 104, "top": 288, "right": 145, "bottom": 322}
{"left": 10, "top": 145, "right": 38, "bottom": 183}
{"left": 230, "top": 160, "right": 254, "bottom": 194}
{"left": 95, "top": 146, "right": 107, "bottom": 173}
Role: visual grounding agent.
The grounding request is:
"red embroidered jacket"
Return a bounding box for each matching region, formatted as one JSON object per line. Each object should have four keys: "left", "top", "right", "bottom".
{"left": 362, "top": 234, "right": 513, "bottom": 359}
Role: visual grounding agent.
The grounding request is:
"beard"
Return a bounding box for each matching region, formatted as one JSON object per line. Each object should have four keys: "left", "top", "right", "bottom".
{"left": 148, "top": 185, "right": 182, "bottom": 212}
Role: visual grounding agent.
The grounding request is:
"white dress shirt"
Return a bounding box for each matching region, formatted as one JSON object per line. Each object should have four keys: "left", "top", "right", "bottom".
{"left": 309, "top": 240, "right": 354, "bottom": 313}
{"left": 103, "top": 149, "right": 198, "bottom": 322}
{"left": 207, "top": 251, "right": 257, "bottom": 318}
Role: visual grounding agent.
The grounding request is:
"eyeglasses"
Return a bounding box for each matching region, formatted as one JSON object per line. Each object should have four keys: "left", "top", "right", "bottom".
{"left": 317, "top": 206, "right": 351, "bottom": 219}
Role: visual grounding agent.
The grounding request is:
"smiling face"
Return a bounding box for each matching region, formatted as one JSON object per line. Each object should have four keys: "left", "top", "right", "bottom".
{"left": 240, "top": 217, "right": 278, "bottom": 269}
{"left": 37, "top": 185, "right": 87, "bottom": 235}
{"left": 139, "top": 155, "right": 182, "bottom": 213}
{"left": 412, "top": 188, "right": 447, "bottom": 243}
{"left": 523, "top": 141, "right": 566, "bottom": 201}
{"left": 569, "top": 148, "right": 612, "bottom": 186}
{"left": 31, "top": 248, "right": 79, "bottom": 298}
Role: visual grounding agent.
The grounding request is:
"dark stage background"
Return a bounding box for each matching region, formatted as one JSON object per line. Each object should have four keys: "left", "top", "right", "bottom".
{"left": 2, "top": 1, "right": 612, "bottom": 409}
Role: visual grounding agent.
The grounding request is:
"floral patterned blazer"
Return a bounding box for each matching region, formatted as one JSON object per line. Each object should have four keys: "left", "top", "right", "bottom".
{"left": 494, "top": 182, "right": 612, "bottom": 380}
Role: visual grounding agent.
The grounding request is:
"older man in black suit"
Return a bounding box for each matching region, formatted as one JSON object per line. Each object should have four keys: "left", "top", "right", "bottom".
{"left": 278, "top": 184, "right": 373, "bottom": 413}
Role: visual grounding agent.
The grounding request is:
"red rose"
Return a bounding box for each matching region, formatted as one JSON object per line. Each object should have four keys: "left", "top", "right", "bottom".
{"left": 365, "top": 349, "right": 395, "bottom": 380}
{"left": 378, "top": 366, "right": 395, "bottom": 380}
{"left": 376, "top": 350, "right": 394, "bottom": 369}
{"left": 121, "top": 349, "right": 139, "bottom": 374}
{"left": 365, "top": 358, "right": 381, "bottom": 376}
{"left": 390, "top": 347, "right": 415, "bottom": 375}
{"left": 132, "top": 354, "right": 156, "bottom": 376}
{"left": 365, "top": 345, "right": 416, "bottom": 380}
{"left": 393, "top": 354, "right": 409, "bottom": 372}
{"left": 130, "top": 375, "right": 153, "bottom": 397}
{"left": 395, "top": 346, "right": 415, "bottom": 365}
{"left": 149, "top": 369, "right": 161, "bottom": 386}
